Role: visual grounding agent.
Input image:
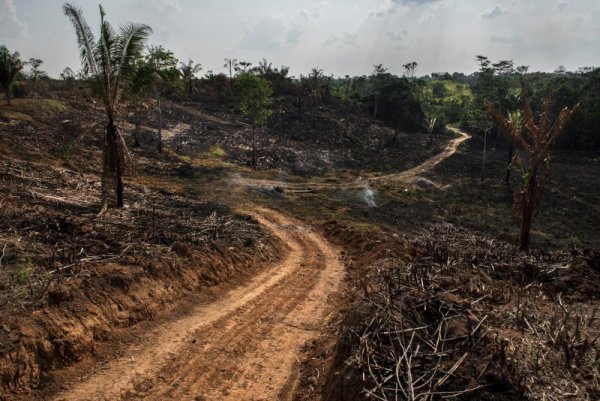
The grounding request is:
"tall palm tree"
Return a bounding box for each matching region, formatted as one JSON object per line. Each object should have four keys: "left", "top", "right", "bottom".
{"left": 63, "top": 3, "right": 152, "bottom": 211}
{"left": 0, "top": 46, "right": 23, "bottom": 105}
{"left": 180, "top": 59, "right": 202, "bottom": 95}
{"left": 223, "top": 57, "right": 237, "bottom": 88}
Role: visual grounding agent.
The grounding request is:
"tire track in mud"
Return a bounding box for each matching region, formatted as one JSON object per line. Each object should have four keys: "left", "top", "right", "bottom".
{"left": 52, "top": 207, "right": 344, "bottom": 401}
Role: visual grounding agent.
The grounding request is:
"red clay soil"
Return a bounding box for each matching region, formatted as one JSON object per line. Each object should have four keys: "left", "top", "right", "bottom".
{"left": 0, "top": 99, "right": 286, "bottom": 400}
{"left": 0, "top": 223, "right": 282, "bottom": 401}
{"left": 291, "top": 221, "right": 423, "bottom": 401}
{"left": 32, "top": 207, "right": 343, "bottom": 401}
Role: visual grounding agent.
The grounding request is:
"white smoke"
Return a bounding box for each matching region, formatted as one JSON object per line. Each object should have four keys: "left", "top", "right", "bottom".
{"left": 362, "top": 187, "right": 377, "bottom": 208}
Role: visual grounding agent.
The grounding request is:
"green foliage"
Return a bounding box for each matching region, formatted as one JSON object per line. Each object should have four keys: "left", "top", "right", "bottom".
{"left": 331, "top": 70, "right": 424, "bottom": 131}
{"left": 9, "top": 260, "right": 32, "bottom": 286}
{"left": 59, "top": 137, "right": 78, "bottom": 157}
{"left": 235, "top": 73, "right": 273, "bottom": 126}
{"left": 0, "top": 45, "right": 24, "bottom": 104}
{"left": 63, "top": 3, "right": 152, "bottom": 116}
{"left": 209, "top": 145, "right": 226, "bottom": 159}
{"left": 180, "top": 59, "right": 202, "bottom": 95}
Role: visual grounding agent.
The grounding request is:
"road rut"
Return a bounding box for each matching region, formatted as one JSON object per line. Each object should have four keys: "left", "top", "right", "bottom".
{"left": 52, "top": 207, "right": 344, "bottom": 401}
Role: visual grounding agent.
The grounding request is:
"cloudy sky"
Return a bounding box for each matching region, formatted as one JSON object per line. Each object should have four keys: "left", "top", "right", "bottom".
{"left": 1, "top": 0, "right": 599, "bottom": 78}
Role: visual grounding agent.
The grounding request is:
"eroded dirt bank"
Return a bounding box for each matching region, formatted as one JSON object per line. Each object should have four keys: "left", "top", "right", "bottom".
{"left": 45, "top": 207, "right": 344, "bottom": 401}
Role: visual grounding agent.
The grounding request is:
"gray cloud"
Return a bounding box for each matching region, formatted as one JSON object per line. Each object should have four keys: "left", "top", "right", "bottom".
{"left": 327, "top": 32, "right": 358, "bottom": 46}
{"left": 239, "top": 16, "right": 286, "bottom": 52}
{"left": 287, "top": 5, "right": 323, "bottom": 45}
{"left": 159, "top": 0, "right": 181, "bottom": 12}
{"left": 556, "top": 1, "right": 568, "bottom": 11}
{"left": 373, "top": 0, "right": 441, "bottom": 17}
{"left": 240, "top": 5, "right": 323, "bottom": 50}
{"left": 480, "top": 5, "right": 507, "bottom": 19}
{"left": 491, "top": 34, "right": 522, "bottom": 44}
{"left": 392, "top": 0, "right": 441, "bottom": 4}
{"left": 0, "top": 0, "right": 27, "bottom": 38}
{"left": 386, "top": 30, "right": 407, "bottom": 42}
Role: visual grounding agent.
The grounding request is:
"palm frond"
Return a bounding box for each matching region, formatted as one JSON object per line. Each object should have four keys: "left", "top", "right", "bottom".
{"left": 485, "top": 102, "right": 530, "bottom": 152}
{"left": 113, "top": 22, "right": 152, "bottom": 101}
{"left": 63, "top": 3, "right": 98, "bottom": 76}
{"left": 548, "top": 103, "right": 580, "bottom": 145}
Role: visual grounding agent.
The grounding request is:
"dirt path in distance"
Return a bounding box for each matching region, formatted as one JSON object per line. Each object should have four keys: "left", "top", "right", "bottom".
{"left": 51, "top": 207, "right": 344, "bottom": 401}
{"left": 369, "top": 126, "right": 470, "bottom": 184}
{"left": 233, "top": 127, "right": 471, "bottom": 191}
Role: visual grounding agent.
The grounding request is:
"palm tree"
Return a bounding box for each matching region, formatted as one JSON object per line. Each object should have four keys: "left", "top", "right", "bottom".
{"left": 180, "top": 59, "right": 201, "bottom": 95}
{"left": 487, "top": 90, "right": 579, "bottom": 250}
{"left": 63, "top": 3, "right": 152, "bottom": 211}
{"left": 0, "top": 46, "right": 23, "bottom": 105}
{"left": 223, "top": 57, "right": 237, "bottom": 88}
{"left": 257, "top": 58, "right": 273, "bottom": 77}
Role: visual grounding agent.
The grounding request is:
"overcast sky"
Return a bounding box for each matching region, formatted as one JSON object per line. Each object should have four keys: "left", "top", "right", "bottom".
{"left": 1, "top": 0, "right": 599, "bottom": 78}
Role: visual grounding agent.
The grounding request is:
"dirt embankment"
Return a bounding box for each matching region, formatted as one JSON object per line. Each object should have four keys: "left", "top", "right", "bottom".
{"left": 0, "top": 217, "right": 282, "bottom": 401}
{"left": 0, "top": 100, "right": 285, "bottom": 400}
{"left": 40, "top": 208, "right": 344, "bottom": 401}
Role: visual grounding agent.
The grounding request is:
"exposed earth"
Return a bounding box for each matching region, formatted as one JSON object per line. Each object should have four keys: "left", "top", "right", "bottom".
{"left": 1, "top": 97, "right": 598, "bottom": 401}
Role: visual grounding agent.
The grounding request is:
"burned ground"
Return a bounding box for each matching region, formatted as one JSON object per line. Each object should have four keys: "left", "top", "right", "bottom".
{"left": 0, "top": 99, "right": 282, "bottom": 399}
{"left": 1, "top": 92, "right": 599, "bottom": 401}
{"left": 317, "top": 222, "right": 600, "bottom": 401}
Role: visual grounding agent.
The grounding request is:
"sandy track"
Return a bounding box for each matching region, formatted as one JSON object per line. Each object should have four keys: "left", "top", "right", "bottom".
{"left": 52, "top": 208, "right": 344, "bottom": 401}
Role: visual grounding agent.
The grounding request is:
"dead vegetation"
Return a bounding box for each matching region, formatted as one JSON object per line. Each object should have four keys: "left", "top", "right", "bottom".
{"left": 486, "top": 91, "right": 580, "bottom": 250}
{"left": 0, "top": 97, "right": 283, "bottom": 400}
{"left": 323, "top": 222, "right": 600, "bottom": 401}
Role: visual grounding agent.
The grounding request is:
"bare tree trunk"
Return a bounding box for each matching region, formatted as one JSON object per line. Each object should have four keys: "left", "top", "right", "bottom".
{"left": 133, "top": 104, "right": 141, "bottom": 147}
{"left": 519, "top": 171, "right": 537, "bottom": 251}
{"left": 107, "top": 123, "right": 124, "bottom": 208}
{"left": 4, "top": 85, "right": 10, "bottom": 105}
{"left": 251, "top": 125, "right": 257, "bottom": 168}
{"left": 310, "top": 97, "right": 316, "bottom": 129}
{"left": 155, "top": 88, "right": 163, "bottom": 153}
{"left": 100, "top": 133, "right": 111, "bottom": 212}
{"left": 373, "top": 95, "right": 379, "bottom": 119}
{"left": 100, "top": 122, "right": 124, "bottom": 211}
{"left": 134, "top": 121, "right": 141, "bottom": 147}
{"left": 481, "top": 129, "right": 487, "bottom": 185}
{"left": 505, "top": 142, "right": 513, "bottom": 192}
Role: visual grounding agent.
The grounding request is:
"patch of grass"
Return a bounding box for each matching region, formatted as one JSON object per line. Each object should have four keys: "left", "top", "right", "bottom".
{"left": 0, "top": 110, "right": 34, "bottom": 122}
{"left": 425, "top": 80, "right": 473, "bottom": 102}
{"left": 348, "top": 221, "right": 381, "bottom": 232}
{"left": 43, "top": 99, "right": 67, "bottom": 112}
{"left": 0, "top": 99, "right": 67, "bottom": 122}
{"left": 179, "top": 155, "right": 192, "bottom": 163}
{"left": 9, "top": 260, "right": 32, "bottom": 286}
{"left": 209, "top": 145, "right": 226, "bottom": 159}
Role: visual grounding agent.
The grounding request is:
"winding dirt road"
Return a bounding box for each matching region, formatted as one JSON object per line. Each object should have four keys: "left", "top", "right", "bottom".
{"left": 52, "top": 208, "right": 344, "bottom": 401}
{"left": 234, "top": 127, "right": 471, "bottom": 191}
{"left": 50, "top": 129, "right": 469, "bottom": 401}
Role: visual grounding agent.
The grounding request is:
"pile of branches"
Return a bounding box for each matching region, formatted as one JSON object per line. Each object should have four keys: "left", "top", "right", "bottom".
{"left": 337, "top": 222, "right": 600, "bottom": 401}
{"left": 344, "top": 259, "right": 489, "bottom": 401}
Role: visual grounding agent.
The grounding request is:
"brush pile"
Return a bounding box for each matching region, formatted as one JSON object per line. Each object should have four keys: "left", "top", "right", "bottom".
{"left": 329, "top": 223, "right": 600, "bottom": 400}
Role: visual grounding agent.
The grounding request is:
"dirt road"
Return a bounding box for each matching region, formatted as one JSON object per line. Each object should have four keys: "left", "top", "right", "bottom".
{"left": 52, "top": 208, "right": 344, "bottom": 401}
{"left": 369, "top": 126, "right": 470, "bottom": 184}
{"left": 234, "top": 127, "right": 471, "bottom": 191}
